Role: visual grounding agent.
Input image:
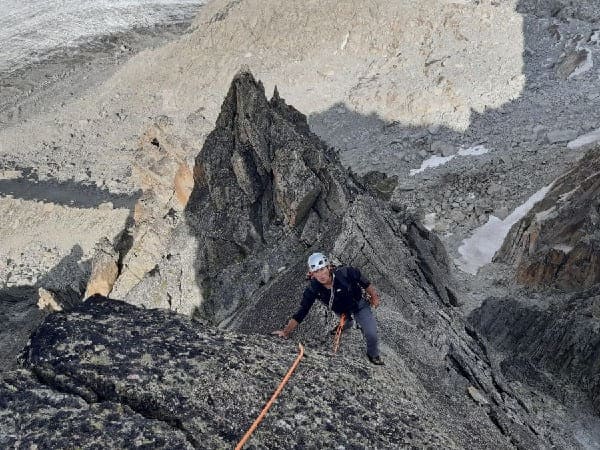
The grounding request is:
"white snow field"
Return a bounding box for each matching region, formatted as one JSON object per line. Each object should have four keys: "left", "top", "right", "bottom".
{"left": 410, "top": 145, "right": 490, "bottom": 176}
{"left": 455, "top": 184, "right": 552, "bottom": 274}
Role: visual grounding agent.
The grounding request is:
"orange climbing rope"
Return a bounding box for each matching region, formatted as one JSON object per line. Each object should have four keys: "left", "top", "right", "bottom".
{"left": 332, "top": 314, "right": 346, "bottom": 353}
{"left": 235, "top": 343, "right": 305, "bottom": 450}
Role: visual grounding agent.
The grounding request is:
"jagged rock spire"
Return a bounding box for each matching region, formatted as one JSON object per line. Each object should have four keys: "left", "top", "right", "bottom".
{"left": 121, "top": 70, "right": 457, "bottom": 331}
{"left": 186, "top": 70, "right": 353, "bottom": 275}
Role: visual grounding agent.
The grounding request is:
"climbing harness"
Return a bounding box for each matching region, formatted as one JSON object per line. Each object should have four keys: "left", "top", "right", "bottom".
{"left": 235, "top": 343, "right": 305, "bottom": 450}
{"left": 332, "top": 313, "right": 346, "bottom": 353}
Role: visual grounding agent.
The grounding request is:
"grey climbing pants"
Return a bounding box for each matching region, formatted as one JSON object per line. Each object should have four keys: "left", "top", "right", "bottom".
{"left": 339, "top": 298, "right": 380, "bottom": 358}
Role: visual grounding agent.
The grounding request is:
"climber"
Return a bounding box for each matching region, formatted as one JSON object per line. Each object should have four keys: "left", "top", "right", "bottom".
{"left": 272, "top": 252, "right": 384, "bottom": 365}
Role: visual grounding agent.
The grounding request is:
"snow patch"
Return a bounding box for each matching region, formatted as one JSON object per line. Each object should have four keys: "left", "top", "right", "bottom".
{"left": 410, "top": 145, "right": 490, "bottom": 176}
{"left": 458, "top": 145, "right": 489, "bottom": 156}
{"left": 553, "top": 244, "right": 573, "bottom": 253}
{"left": 410, "top": 155, "right": 456, "bottom": 175}
{"left": 423, "top": 212, "right": 437, "bottom": 231}
{"left": 567, "top": 128, "right": 600, "bottom": 149}
{"left": 455, "top": 184, "right": 552, "bottom": 274}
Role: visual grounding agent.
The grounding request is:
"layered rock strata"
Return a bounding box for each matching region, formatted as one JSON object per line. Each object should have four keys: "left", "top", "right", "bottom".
{"left": 495, "top": 146, "right": 600, "bottom": 289}
{"left": 470, "top": 286, "right": 600, "bottom": 414}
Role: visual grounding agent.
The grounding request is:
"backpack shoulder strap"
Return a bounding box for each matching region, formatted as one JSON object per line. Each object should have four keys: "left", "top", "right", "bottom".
{"left": 306, "top": 279, "right": 321, "bottom": 296}
{"left": 333, "top": 266, "right": 352, "bottom": 287}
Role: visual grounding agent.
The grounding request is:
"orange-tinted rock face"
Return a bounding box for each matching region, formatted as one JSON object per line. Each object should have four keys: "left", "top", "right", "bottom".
{"left": 84, "top": 237, "right": 119, "bottom": 299}
{"left": 516, "top": 247, "right": 568, "bottom": 286}
{"left": 496, "top": 146, "right": 600, "bottom": 290}
{"left": 111, "top": 115, "right": 200, "bottom": 301}
{"left": 174, "top": 163, "right": 194, "bottom": 207}
{"left": 133, "top": 118, "right": 194, "bottom": 210}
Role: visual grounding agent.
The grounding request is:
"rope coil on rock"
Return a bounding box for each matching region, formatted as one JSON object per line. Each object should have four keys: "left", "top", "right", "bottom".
{"left": 332, "top": 314, "right": 346, "bottom": 353}
{"left": 235, "top": 343, "right": 305, "bottom": 450}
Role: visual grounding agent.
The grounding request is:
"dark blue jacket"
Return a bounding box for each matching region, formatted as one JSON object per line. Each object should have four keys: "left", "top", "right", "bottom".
{"left": 292, "top": 266, "right": 371, "bottom": 323}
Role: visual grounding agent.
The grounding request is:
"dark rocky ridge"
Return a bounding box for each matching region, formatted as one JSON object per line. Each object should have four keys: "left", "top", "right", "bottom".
{"left": 118, "top": 71, "right": 460, "bottom": 321}
{"left": 185, "top": 73, "right": 358, "bottom": 322}
{"left": 469, "top": 286, "right": 600, "bottom": 415}
{"left": 0, "top": 296, "right": 567, "bottom": 448}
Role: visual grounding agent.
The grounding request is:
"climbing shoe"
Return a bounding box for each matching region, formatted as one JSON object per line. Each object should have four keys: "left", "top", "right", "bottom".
{"left": 368, "top": 355, "right": 385, "bottom": 366}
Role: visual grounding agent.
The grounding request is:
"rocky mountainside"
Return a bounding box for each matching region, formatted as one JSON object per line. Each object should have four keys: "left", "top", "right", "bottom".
{"left": 468, "top": 282, "right": 600, "bottom": 449}
{"left": 495, "top": 146, "right": 600, "bottom": 289}
{"left": 464, "top": 144, "right": 600, "bottom": 447}
{"left": 3, "top": 0, "right": 600, "bottom": 305}
{"left": 3, "top": 0, "right": 600, "bottom": 447}
{"left": 1, "top": 71, "right": 593, "bottom": 448}
{"left": 0, "top": 0, "right": 528, "bottom": 191}
{"left": 2, "top": 296, "right": 508, "bottom": 449}
{"left": 470, "top": 286, "right": 600, "bottom": 414}
{"left": 112, "top": 71, "right": 457, "bottom": 318}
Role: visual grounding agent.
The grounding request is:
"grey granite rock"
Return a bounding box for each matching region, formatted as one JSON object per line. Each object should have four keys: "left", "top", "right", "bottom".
{"left": 0, "top": 369, "right": 193, "bottom": 449}
{"left": 0, "top": 287, "right": 45, "bottom": 374}
{"left": 0, "top": 295, "right": 557, "bottom": 448}
{"left": 556, "top": 49, "right": 591, "bottom": 80}
{"left": 469, "top": 286, "right": 600, "bottom": 414}
{"left": 431, "top": 140, "right": 457, "bottom": 157}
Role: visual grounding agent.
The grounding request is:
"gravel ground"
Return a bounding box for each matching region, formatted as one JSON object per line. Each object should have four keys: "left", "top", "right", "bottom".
{"left": 0, "top": 21, "right": 197, "bottom": 291}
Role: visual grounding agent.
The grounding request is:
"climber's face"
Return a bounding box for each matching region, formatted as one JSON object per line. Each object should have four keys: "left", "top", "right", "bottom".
{"left": 313, "top": 266, "right": 332, "bottom": 285}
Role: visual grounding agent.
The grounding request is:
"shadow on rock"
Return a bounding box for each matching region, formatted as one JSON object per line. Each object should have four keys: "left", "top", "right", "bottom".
{"left": 0, "top": 244, "right": 92, "bottom": 373}
{"left": 37, "top": 244, "right": 89, "bottom": 310}
{"left": 0, "top": 286, "right": 44, "bottom": 374}
{"left": 0, "top": 167, "right": 140, "bottom": 209}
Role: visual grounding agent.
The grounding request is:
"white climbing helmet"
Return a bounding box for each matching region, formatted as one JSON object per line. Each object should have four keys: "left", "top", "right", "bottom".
{"left": 307, "top": 252, "right": 329, "bottom": 272}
